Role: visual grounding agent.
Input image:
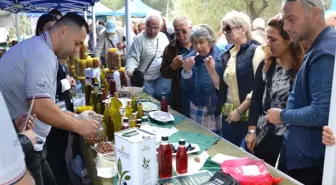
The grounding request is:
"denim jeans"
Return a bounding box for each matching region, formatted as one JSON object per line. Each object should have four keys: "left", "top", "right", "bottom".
{"left": 144, "top": 78, "right": 159, "bottom": 98}
{"left": 144, "top": 76, "right": 171, "bottom": 102}
{"left": 25, "top": 146, "right": 57, "bottom": 185}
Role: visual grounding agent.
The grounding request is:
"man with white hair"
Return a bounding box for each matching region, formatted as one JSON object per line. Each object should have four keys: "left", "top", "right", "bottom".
{"left": 265, "top": 0, "right": 336, "bottom": 184}
{"left": 160, "top": 16, "right": 193, "bottom": 116}
{"left": 126, "top": 12, "right": 169, "bottom": 98}
{"left": 252, "top": 18, "right": 266, "bottom": 44}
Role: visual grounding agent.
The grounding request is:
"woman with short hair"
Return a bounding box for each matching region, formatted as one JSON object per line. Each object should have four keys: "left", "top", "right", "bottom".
{"left": 181, "top": 24, "right": 222, "bottom": 135}
{"left": 205, "top": 11, "right": 265, "bottom": 146}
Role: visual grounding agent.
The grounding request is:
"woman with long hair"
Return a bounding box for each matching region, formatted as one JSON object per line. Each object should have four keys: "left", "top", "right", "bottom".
{"left": 35, "top": 14, "right": 57, "bottom": 36}
{"left": 244, "top": 14, "right": 305, "bottom": 166}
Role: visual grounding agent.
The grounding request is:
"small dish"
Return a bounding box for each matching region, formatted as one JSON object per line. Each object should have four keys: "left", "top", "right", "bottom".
{"left": 141, "top": 102, "right": 159, "bottom": 112}
{"left": 149, "top": 111, "right": 174, "bottom": 123}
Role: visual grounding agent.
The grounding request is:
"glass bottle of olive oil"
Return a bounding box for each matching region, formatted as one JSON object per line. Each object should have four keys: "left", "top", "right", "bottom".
{"left": 110, "top": 92, "right": 122, "bottom": 132}
{"left": 125, "top": 101, "right": 133, "bottom": 118}
{"left": 84, "top": 77, "right": 93, "bottom": 106}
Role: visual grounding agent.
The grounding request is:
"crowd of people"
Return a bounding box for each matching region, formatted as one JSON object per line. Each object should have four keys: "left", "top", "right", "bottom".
{"left": 0, "top": 0, "right": 336, "bottom": 185}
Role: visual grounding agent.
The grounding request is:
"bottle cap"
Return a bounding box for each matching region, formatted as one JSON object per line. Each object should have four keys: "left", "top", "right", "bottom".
{"left": 141, "top": 116, "right": 149, "bottom": 122}
{"left": 178, "top": 139, "right": 186, "bottom": 145}
{"left": 123, "top": 118, "right": 129, "bottom": 122}
{"left": 136, "top": 119, "right": 142, "bottom": 124}
{"left": 161, "top": 136, "right": 169, "bottom": 141}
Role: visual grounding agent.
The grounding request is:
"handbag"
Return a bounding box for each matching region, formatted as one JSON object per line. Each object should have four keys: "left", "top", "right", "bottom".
{"left": 131, "top": 38, "right": 159, "bottom": 87}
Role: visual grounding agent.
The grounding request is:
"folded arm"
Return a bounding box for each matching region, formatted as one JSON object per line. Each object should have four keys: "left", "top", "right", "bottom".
{"left": 280, "top": 55, "right": 334, "bottom": 127}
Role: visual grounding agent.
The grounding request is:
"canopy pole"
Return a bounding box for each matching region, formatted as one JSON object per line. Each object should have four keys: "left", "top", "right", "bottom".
{"left": 15, "top": 14, "right": 20, "bottom": 41}
{"left": 84, "top": 10, "right": 87, "bottom": 21}
{"left": 125, "top": 0, "right": 131, "bottom": 53}
{"left": 323, "top": 56, "right": 336, "bottom": 184}
{"left": 166, "top": 0, "right": 169, "bottom": 19}
{"left": 92, "top": 5, "right": 97, "bottom": 50}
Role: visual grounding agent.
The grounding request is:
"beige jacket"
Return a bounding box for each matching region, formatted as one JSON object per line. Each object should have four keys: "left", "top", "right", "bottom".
{"left": 94, "top": 28, "right": 125, "bottom": 59}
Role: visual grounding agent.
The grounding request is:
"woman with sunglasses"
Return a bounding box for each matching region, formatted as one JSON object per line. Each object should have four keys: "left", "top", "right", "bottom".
{"left": 244, "top": 14, "right": 304, "bottom": 167}
{"left": 181, "top": 24, "right": 222, "bottom": 135}
{"left": 205, "top": 11, "right": 265, "bottom": 146}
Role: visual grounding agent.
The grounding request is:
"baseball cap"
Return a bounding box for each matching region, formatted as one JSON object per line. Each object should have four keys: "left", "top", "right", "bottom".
{"left": 106, "top": 20, "right": 116, "bottom": 33}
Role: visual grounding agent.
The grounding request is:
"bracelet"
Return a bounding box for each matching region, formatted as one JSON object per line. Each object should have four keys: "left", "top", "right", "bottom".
{"left": 235, "top": 108, "right": 242, "bottom": 115}
{"left": 248, "top": 129, "right": 256, "bottom": 134}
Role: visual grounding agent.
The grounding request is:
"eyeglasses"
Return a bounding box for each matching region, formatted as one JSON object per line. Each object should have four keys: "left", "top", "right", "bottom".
{"left": 175, "top": 29, "right": 188, "bottom": 35}
{"left": 222, "top": 25, "right": 241, "bottom": 34}
{"left": 146, "top": 26, "right": 160, "bottom": 31}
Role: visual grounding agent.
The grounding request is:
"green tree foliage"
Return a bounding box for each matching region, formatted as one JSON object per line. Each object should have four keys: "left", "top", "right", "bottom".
{"left": 100, "top": 0, "right": 124, "bottom": 10}
{"left": 175, "top": 0, "right": 282, "bottom": 32}
{"left": 100, "top": 0, "right": 173, "bottom": 17}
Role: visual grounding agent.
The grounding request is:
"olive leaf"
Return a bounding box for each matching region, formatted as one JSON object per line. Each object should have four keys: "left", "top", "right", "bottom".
{"left": 147, "top": 159, "right": 150, "bottom": 164}
{"left": 143, "top": 157, "right": 146, "bottom": 164}
{"left": 124, "top": 175, "right": 131, "bottom": 180}
{"left": 118, "top": 158, "right": 122, "bottom": 175}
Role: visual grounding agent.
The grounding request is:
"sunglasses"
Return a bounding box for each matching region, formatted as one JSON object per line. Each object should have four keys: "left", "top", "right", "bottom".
{"left": 222, "top": 25, "right": 241, "bottom": 34}
{"left": 305, "top": 0, "right": 316, "bottom": 6}
{"left": 288, "top": 0, "right": 315, "bottom": 6}
{"left": 175, "top": 29, "right": 188, "bottom": 35}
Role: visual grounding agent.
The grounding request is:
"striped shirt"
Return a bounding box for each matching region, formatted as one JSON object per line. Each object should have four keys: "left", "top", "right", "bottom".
{"left": 126, "top": 31, "right": 169, "bottom": 80}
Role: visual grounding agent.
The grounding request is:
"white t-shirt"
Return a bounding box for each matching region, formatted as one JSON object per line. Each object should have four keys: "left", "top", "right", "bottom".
{"left": 0, "top": 91, "right": 27, "bottom": 185}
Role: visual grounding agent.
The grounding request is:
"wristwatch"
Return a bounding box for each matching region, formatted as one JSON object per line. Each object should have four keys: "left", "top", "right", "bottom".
{"left": 248, "top": 129, "right": 256, "bottom": 134}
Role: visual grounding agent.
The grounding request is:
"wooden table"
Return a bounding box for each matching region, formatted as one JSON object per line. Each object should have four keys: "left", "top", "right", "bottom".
{"left": 80, "top": 108, "right": 303, "bottom": 185}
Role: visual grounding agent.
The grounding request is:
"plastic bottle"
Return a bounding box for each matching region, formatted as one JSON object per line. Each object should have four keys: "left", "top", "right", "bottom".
{"left": 76, "top": 80, "right": 83, "bottom": 98}
{"left": 160, "top": 93, "right": 168, "bottom": 112}
{"left": 109, "top": 78, "right": 116, "bottom": 97}
{"left": 113, "top": 68, "right": 121, "bottom": 91}
{"left": 158, "top": 136, "right": 173, "bottom": 179}
{"left": 176, "top": 139, "right": 188, "bottom": 174}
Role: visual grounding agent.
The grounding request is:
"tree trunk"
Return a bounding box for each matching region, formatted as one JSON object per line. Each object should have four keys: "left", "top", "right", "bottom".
{"left": 246, "top": 0, "right": 268, "bottom": 20}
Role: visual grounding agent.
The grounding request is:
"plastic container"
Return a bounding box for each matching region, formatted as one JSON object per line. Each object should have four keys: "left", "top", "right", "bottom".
{"left": 176, "top": 139, "right": 188, "bottom": 174}
{"left": 107, "top": 48, "right": 118, "bottom": 70}
{"left": 113, "top": 68, "right": 121, "bottom": 91}
{"left": 160, "top": 93, "right": 168, "bottom": 112}
{"left": 76, "top": 80, "right": 83, "bottom": 97}
{"left": 158, "top": 136, "right": 173, "bottom": 179}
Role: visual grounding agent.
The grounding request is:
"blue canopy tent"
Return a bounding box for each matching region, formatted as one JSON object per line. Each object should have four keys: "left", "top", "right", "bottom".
{"left": 0, "top": 0, "right": 98, "bottom": 14}
{"left": 0, "top": 0, "right": 99, "bottom": 47}
{"left": 112, "top": 0, "right": 161, "bottom": 17}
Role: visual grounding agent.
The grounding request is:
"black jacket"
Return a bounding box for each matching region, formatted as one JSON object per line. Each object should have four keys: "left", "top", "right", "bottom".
{"left": 56, "top": 64, "right": 74, "bottom": 112}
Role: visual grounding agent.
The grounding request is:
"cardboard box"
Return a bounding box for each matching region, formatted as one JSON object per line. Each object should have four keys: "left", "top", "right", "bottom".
{"left": 115, "top": 128, "right": 157, "bottom": 185}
